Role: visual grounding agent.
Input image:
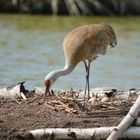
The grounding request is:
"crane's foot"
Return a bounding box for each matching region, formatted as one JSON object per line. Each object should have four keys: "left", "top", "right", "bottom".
{"left": 45, "top": 89, "right": 54, "bottom": 96}
{"left": 82, "top": 90, "right": 87, "bottom": 107}
{"left": 87, "top": 93, "right": 90, "bottom": 100}
{"left": 41, "top": 89, "right": 55, "bottom": 104}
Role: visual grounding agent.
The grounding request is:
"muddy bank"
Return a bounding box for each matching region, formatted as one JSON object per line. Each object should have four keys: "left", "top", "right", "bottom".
{"left": 0, "top": 0, "right": 140, "bottom": 16}
{"left": 0, "top": 86, "right": 137, "bottom": 140}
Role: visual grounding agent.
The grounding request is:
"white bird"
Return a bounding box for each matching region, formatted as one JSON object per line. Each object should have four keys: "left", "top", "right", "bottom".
{"left": 44, "top": 23, "right": 117, "bottom": 101}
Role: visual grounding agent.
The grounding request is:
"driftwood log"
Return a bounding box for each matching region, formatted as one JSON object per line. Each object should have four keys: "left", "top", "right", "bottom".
{"left": 19, "top": 127, "right": 140, "bottom": 140}
{"left": 107, "top": 95, "right": 140, "bottom": 140}
{"left": 0, "top": 81, "right": 28, "bottom": 102}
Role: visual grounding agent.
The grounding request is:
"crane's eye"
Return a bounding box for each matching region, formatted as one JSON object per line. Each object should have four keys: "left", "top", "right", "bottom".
{"left": 44, "top": 80, "right": 51, "bottom": 87}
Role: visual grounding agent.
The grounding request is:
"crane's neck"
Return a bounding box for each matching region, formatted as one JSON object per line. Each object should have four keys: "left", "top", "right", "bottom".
{"left": 55, "top": 65, "right": 75, "bottom": 78}
{"left": 45, "top": 64, "right": 76, "bottom": 84}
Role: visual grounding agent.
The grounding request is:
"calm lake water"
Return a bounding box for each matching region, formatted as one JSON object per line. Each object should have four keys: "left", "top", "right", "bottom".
{"left": 0, "top": 14, "right": 140, "bottom": 90}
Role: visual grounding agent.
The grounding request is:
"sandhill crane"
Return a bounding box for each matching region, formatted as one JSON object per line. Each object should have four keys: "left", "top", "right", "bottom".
{"left": 44, "top": 23, "right": 117, "bottom": 102}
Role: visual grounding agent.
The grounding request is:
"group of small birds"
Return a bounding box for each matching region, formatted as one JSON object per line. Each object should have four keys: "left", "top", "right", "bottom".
{"left": 44, "top": 23, "right": 117, "bottom": 103}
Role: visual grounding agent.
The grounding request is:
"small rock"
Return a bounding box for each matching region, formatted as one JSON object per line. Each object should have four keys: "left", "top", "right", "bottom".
{"left": 35, "top": 87, "right": 45, "bottom": 96}
{"left": 88, "top": 97, "right": 97, "bottom": 106}
{"left": 101, "top": 97, "right": 110, "bottom": 102}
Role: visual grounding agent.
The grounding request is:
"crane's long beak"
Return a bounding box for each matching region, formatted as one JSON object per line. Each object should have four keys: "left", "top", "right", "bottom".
{"left": 45, "top": 86, "right": 49, "bottom": 96}
{"left": 45, "top": 86, "right": 51, "bottom": 96}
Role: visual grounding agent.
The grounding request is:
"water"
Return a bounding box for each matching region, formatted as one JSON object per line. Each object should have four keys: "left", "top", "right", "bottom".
{"left": 0, "top": 14, "right": 140, "bottom": 90}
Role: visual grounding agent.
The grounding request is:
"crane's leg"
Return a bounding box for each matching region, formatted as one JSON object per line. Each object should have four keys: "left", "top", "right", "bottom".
{"left": 83, "top": 61, "right": 91, "bottom": 104}
{"left": 83, "top": 61, "right": 88, "bottom": 103}
{"left": 84, "top": 61, "right": 88, "bottom": 73}
{"left": 87, "top": 61, "right": 91, "bottom": 99}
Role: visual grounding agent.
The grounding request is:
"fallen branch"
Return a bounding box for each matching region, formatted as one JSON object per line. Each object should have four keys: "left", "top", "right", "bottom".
{"left": 107, "top": 95, "right": 140, "bottom": 140}
{"left": 57, "top": 95, "right": 83, "bottom": 102}
{"left": 0, "top": 81, "right": 28, "bottom": 102}
{"left": 18, "top": 127, "right": 140, "bottom": 140}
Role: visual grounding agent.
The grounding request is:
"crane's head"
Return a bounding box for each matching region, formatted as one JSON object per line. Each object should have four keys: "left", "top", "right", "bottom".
{"left": 44, "top": 79, "right": 52, "bottom": 95}
{"left": 44, "top": 71, "right": 58, "bottom": 95}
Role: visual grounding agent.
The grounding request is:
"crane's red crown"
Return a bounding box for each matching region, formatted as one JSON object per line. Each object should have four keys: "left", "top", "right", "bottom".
{"left": 44, "top": 79, "right": 51, "bottom": 87}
